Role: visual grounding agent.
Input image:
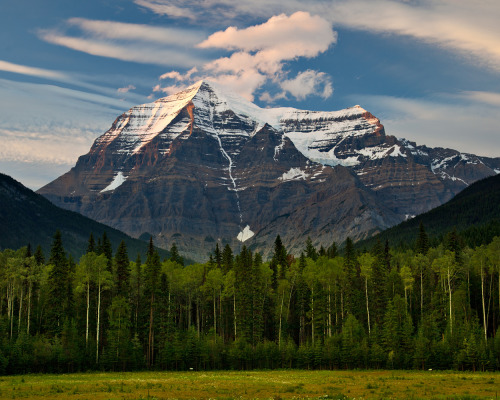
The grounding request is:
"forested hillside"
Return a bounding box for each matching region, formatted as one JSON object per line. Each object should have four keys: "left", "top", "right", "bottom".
{"left": 0, "top": 173, "right": 169, "bottom": 260}
{"left": 0, "top": 225, "right": 499, "bottom": 374}
{"left": 358, "top": 173, "right": 500, "bottom": 250}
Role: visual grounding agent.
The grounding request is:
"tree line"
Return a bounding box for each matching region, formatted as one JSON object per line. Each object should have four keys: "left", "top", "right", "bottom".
{"left": 0, "top": 224, "right": 500, "bottom": 374}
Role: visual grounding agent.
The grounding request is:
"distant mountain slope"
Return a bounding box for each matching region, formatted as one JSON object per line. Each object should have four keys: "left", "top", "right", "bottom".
{"left": 37, "top": 81, "right": 499, "bottom": 261}
{"left": 357, "top": 173, "right": 500, "bottom": 250}
{"left": 0, "top": 173, "right": 168, "bottom": 260}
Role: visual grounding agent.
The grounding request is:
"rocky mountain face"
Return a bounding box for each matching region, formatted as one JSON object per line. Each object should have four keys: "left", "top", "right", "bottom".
{"left": 38, "top": 81, "right": 499, "bottom": 260}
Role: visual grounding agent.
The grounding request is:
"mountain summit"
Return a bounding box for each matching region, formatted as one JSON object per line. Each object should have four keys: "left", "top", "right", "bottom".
{"left": 38, "top": 81, "right": 499, "bottom": 260}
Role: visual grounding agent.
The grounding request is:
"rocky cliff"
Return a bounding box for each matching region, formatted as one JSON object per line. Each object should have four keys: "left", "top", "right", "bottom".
{"left": 38, "top": 81, "right": 499, "bottom": 260}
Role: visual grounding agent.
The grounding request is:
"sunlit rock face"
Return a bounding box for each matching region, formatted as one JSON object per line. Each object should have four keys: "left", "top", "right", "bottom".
{"left": 38, "top": 81, "right": 499, "bottom": 261}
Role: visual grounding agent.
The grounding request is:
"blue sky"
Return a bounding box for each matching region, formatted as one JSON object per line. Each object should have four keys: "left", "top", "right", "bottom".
{"left": 1, "top": 0, "right": 499, "bottom": 189}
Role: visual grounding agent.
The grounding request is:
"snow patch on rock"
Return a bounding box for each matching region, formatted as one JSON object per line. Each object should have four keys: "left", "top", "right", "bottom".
{"left": 279, "top": 167, "right": 309, "bottom": 182}
{"left": 237, "top": 225, "right": 254, "bottom": 242}
{"left": 101, "top": 172, "right": 127, "bottom": 192}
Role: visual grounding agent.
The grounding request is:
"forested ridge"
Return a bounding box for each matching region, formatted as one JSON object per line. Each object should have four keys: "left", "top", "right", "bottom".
{"left": 1, "top": 225, "right": 500, "bottom": 375}
{"left": 357, "top": 173, "right": 500, "bottom": 251}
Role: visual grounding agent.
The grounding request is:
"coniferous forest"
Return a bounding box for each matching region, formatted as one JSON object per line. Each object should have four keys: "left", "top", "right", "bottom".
{"left": 1, "top": 226, "right": 500, "bottom": 375}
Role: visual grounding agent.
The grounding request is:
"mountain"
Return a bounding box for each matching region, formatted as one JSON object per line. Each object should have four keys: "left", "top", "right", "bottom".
{"left": 0, "top": 173, "right": 168, "bottom": 260}
{"left": 357, "top": 173, "right": 500, "bottom": 250}
{"left": 38, "top": 81, "right": 499, "bottom": 260}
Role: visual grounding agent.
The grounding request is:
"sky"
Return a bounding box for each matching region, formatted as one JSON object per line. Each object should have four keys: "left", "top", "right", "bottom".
{"left": 1, "top": 0, "right": 499, "bottom": 190}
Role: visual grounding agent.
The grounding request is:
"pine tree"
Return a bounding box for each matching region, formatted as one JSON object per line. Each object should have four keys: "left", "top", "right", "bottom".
{"left": 145, "top": 237, "right": 161, "bottom": 367}
{"left": 222, "top": 244, "right": 233, "bottom": 274}
{"left": 170, "top": 243, "right": 184, "bottom": 266}
{"left": 343, "top": 237, "right": 362, "bottom": 319}
{"left": 87, "top": 233, "right": 96, "bottom": 254}
{"left": 114, "top": 241, "right": 130, "bottom": 298}
{"left": 98, "top": 232, "right": 113, "bottom": 272}
{"left": 34, "top": 245, "right": 45, "bottom": 265}
{"left": 305, "top": 237, "right": 318, "bottom": 261}
{"left": 46, "top": 230, "right": 70, "bottom": 334}
{"left": 327, "top": 241, "right": 338, "bottom": 259}
{"left": 371, "top": 240, "right": 389, "bottom": 326}
{"left": 415, "top": 222, "right": 429, "bottom": 255}
{"left": 214, "top": 243, "right": 222, "bottom": 269}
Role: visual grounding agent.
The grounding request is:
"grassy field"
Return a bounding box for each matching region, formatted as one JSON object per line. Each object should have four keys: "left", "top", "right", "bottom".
{"left": 0, "top": 370, "right": 498, "bottom": 400}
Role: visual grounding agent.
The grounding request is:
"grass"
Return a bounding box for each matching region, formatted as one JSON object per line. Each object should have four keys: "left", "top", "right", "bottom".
{"left": 0, "top": 370, "right": 498, "bottom": 399}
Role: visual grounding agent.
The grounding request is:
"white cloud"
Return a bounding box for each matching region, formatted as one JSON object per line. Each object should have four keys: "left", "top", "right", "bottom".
{"left": 156, "top": 12, "right": 336, "bottom": 102}
{"left": 327, "top": 0, "right": 500, "bottom": 72}
{"left": 357, "top": 92, "right": 500, "bottom": 158}
{"left": 160, "top": 67, "right": 198, "bottom": 81}
{"left": 38, "top": 18, "right": 206, "bottom": 68}
{"left": 280, "top": 70, "right": 333, "bottom": 100}
{"left": 134, "top": 0, "right": 197, "bottom": 20}
{"left": 458, "top": 91, "right": 500, "bottom": 107}
{"left": 39, "top": 30, "right": 204, "bottom": 67}
{"left": 141, "top": 0, "right": 500, "bottom": 73}
{"left": 117, "top": 84, "right": 136, "bottom": 93}
{"left": 0, "top": 59, "right": 68, "bottom": 81}
{"left": 198, "top": 12, "right": 336, "bottom": 75}
{"left": 0, "top": 79, "right": 129, "bottom": 177}
{"left": 67, "top": 18, "right": 204, "bottom": 47}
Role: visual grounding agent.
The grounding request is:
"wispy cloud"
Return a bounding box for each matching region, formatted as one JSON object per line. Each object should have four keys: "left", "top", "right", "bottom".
{"left": 38, "top": 19, "right": 206, "bottom": 67}
{"left": 134, "top": 0, "right": 197, "bottom": 20}
{"left": 157, "top": 12, "right": 336, "bottom": 101}
{"left": 140, "top": 0, "right": 500, "bottom": 73}
{"left": 0, "top": 60, "right": 68, "bottom": 80}
{"left": 67, "top": 18, "right": 204, "bottom": 47}
{"left": 357, "top": 91, "right": 500, "bottom": 157}
{"left": 328, "top": 0, "right": 500, "bottom": 73}
{"left": 117, "top": 84, "right": 136, "bottom": 93}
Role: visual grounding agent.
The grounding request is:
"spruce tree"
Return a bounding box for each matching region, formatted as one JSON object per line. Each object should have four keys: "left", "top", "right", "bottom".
{"left": 214, "top": 243, "right": 222, "bottom": 269}
{"left": 415, "top": 222, "right": 429, "bottom": 255}
{"left": 327, "top": 241, "right": 338, "bottom": 259}
{"left": 222, "top": 244, "right": 233, "bottom": 274}
{"left": 115, "top": 241, "right": 130, "bottom": 298}
{"left": 34, "top": 245, "right": 45, "bottom": 265}
{"left": 170, "top": 243, "right": 184, "bottom": 266}
{"left": 145, "top": 237, "right": 161, "bottom": 367}
{"left": 87, "top": 233, "right": 96, "bottom": 254}
{"left": 46, "top": 230, "right": 70, "bottom": 334}
{"left": 305, "top": 237, "right": 318, "bottom": 261}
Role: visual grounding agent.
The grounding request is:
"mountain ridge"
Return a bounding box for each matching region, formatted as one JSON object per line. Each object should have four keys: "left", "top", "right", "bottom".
{"left": 37, "top": 81, "right": 499, "bottom": 260}
{"left": 0, "top": 172, "right": 169, "bottom": 260}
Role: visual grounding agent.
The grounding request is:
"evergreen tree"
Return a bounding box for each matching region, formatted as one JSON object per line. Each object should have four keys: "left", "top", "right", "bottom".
{"left": 415, "top": 222, "right": 429, "bottom": 255}
{"left": 343, "top": 237, "right": 362, "bottom": 319}
{"left": 98, "top": 232, "right": 113, "bottom": 271}
{"left": 46, "top": 230, "right": 70, "bottom": 334}
{"left": 87, "top": 233, "right": 96, "bottom": 254}
{"left": 214, "top": 243, "right": 222, "bottom": 269}
{"left": 305, "top": 237, "right": 318, "bottom": 261}
{"left": 371, "top": 240, "right": 389, "bottom": 325}
{"left": 170, "top": 243, "right": 184, "bottom": 266}
{"left": 34, "top": 245, "right": 45, "bottom": 265}
{"left": 222, "top": 244, "right": 233, "bottom": 274}
{"left": 327, "top": 241, "right": 338, "bottom": 259}
{"left": 114, "top": 241, "right": 130, "bottom": 298}
{"left": 144, "top": 237, "right": 161, "bottom": 367}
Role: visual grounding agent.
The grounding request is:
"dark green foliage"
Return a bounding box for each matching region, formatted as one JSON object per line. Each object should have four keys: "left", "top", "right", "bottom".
{"left": 356, "top": 173, "right": 500, "bottom": 251}
{"left": 222, "top": 243, "right": 233, "bottom": 273}
{"left": 1, "top": 222, "right": 500, "bottom": 373}
{"left": 46, "top": 230, "right": 71, "bottom": 334}
{"left": 415, "top": 222, "right": 429, "bottom": 255}
{"left": 114, "top": 241, "right": 130, "bottom": 298}
{"left": 87, "top": 233, "right": 95, "bottom": 254}
{"left": 305, "top": 237, "right": 318, "bottom": 261}
{"left": 0, "top": 173, "right": 170, "bottom": 260}
{"left": 169, "top": 243, "right": 184, "bottom": 266}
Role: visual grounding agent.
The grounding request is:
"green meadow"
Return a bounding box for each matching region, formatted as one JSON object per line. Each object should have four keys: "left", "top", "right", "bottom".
{"left": 0, "top": 370, "right": 498, "bottom": 400}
